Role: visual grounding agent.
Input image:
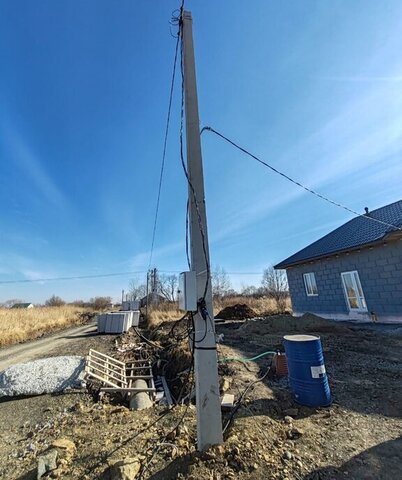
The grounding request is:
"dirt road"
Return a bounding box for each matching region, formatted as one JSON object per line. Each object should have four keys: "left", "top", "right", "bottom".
{"left": 0, "top": 322, "right": 96, "bottom": 370}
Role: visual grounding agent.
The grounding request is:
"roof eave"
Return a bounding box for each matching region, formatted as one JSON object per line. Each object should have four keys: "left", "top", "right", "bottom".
{"left": 275, "top": 233, "right": 401, "bottom": 269}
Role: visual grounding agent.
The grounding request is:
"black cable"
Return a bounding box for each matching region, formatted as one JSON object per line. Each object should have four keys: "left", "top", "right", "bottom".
{"left": 201, "top": 126, "right": 402, "bottom": 232}
{"left": 132, "top": 326, "right": 161, "bottom": 349}
{"left": 141, "top": 311, "right": 195, "bottom": 478}
{"left": 148, "top": 18, "right": 181, "bottom": 271}
{"left": 222, "top": 365, "right": 271, "bottom": 435}
{"left": 185, "top": 198, "right": 191, "bottom": 269}
{"left": 0, "top": 270, "right": 148, "bottom": 285}
{"left": 83, "top": 408, "right": 172, "bottom": 476}
{"left": 189, "top": 311, "right": 208, "bottom": 344}
{"left": 179, "top": 25, "right": 211, "bottom": 301}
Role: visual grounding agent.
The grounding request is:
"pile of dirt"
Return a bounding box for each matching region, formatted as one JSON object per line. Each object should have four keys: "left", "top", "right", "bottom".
{"left": 240, "top": 313, "right": 353, "bottom": 336}
{"left": 216, "top": 304, "right": 257, "bottom": 320}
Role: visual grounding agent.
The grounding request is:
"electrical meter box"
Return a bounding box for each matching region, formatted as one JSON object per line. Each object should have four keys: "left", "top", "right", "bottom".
{"left": 178, "top": 271, "right": 197, "bottom": 311}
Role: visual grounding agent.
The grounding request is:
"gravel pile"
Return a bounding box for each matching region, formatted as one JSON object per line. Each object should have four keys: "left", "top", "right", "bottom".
{"left": 0, "top": 356, "right": 85, "bottom": 397}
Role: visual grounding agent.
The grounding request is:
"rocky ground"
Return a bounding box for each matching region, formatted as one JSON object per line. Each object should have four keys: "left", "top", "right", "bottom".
{"left": 0, "top": 314, "right": 401, "bottom": 479}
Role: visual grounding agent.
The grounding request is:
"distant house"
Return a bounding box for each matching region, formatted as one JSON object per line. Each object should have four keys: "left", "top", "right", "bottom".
{"left": 275, "top": 200, "right": 402, "bottom": 323}
{"left": 140, "top": 293, "right": 166, "bottom": 308}
{"left": 11, "top": 303, "right": 34, "bottom": 309}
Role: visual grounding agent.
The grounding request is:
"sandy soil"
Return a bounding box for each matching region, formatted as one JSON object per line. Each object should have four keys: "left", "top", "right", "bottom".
{"left": 0, "top": 314, "right": 401, "bottom": 480}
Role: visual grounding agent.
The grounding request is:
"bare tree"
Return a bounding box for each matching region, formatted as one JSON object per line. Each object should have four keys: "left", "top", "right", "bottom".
{"left": 45, "top": 295, "right": 65, "bottom": 307}
{"left": 212, "top": 266, "right": 231, "bottom": 299}
{"left": 1, "top": 298, "right": 23, "bottom": 308}
{"left": 241, "top": 285, "right": 258, "bottom": 297}
{"left": 261, "top": 266, "right": 288, "bottom": 312}
{"left": 128, "top": 279, "right": 147, "bottom": 301}
{"left": 158, "top": 274, "right": 178, "bottom": 302}
{"left": 89, "top": 296, "right": 112, "bottom": 310}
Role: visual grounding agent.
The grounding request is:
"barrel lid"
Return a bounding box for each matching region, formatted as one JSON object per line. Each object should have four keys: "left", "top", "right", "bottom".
{"left": 283, "top": 334, "right": 320, "bottom": 342}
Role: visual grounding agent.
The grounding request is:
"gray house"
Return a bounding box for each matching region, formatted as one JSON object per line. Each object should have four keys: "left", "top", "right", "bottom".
{"left": 275, "top": 200, "right": 402, "bottom": 323}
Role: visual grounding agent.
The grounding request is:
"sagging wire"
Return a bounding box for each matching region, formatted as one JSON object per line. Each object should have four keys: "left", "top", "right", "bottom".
{"left": 148, "top": 14, "right": 181, "bottom": 272}
{"left": 201, "top": 126, "right": 402, "bottom": 232}
{"left": 185, "top": 198, "right": 191, "bottom": 269}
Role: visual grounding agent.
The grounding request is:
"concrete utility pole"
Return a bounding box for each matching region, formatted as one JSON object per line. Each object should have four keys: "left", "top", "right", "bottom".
{"left": 182, "top": 10, "right": 223, "bottom": 450}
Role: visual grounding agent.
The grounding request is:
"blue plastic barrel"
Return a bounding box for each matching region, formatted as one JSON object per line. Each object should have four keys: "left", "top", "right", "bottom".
{"left": 283, "top": 334, "right": 331, "bottom": 407}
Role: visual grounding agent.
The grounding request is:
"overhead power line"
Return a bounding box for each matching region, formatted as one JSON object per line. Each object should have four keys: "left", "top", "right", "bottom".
{"left": 0, "top": 270, "right": 267, "bottom": 286}
{"left": 0, "top": 270, "right": 180, "bottom": 285}
{"left": 148, "top": 22, "right": 181, "bottom": 270}
{"left": 201, "top": 126, "right": 402, "bottom": 232}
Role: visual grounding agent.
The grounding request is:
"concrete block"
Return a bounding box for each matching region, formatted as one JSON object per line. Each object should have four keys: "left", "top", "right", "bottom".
{"left": 129, "top": 379, "right": 152, "bottom": 410}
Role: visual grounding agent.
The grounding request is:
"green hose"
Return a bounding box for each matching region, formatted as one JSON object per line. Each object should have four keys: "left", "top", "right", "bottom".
{"left": 218, "top": 350, "right": 277, "bottom": 363}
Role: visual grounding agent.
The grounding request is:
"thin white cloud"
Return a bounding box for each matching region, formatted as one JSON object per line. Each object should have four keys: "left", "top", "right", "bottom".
{"left": 0, "top": 252, "right": 55, "bottom": 282}
{"left": 317, "top": 75, "right": 402, "bottom": 82}
{"left": 128, "top": 241, "right": 184, "bottom": 270}
{"left": 3, "top": 126, "right": 68, "bottom": 210}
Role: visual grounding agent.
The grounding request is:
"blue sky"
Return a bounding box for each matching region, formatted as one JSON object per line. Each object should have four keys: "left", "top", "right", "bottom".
{"left": 1, "top": 0, "right": 402, "bottom": 303}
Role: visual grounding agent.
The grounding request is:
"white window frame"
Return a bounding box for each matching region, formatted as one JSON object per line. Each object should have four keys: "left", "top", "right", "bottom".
{"left": 303, "top": 272, "right": 318, "bottom": 296}
{"left": 341, "top": 270, "right": 367, "bottom": 312}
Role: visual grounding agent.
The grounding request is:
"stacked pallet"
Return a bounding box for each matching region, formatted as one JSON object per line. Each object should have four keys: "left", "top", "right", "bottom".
{"left": 97, "top": 311, "right": 140, "bottom": 333}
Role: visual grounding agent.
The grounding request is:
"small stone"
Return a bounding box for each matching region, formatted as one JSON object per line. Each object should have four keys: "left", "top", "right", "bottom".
{"left": 109, "top": 457, "right": 141, "bottom": 480}
{"left": 283, "top": 451, "right": 292, "bottom": 461}
{"left": 52, "top": 438, "right": 76, "bottom": 457}
{"left": 291, "top": 427, "right": 304, "bottom": 438}
{"left": 37, "top": 449, "right": 58, "bottom": 479}
{"left": 284, "top": 416, "right": 293, "bottom": 424}
{"left": 177, "top": 424, "right": 188, "bottom": 435}
{"left": 110, "top": 406, "right": 129, "bottom": 415}
{"left": 221, "top": 377, "right": 231, "bottom": 392}
{"left": 252, "top": 463, "right": 259, "bottom": 469}
{"left": 49, "top": 468, "right": 63, "bottom": 479}
{"left": 283, "top": 408, "right": 299, "bottom": 417}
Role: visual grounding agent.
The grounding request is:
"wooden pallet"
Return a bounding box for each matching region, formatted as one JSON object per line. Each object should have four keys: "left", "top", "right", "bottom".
{"left": 85, "top": 349, "right": 127, "bottom": 389}
{"left": 85, "top": 351, "right": 155, "bottom": 398}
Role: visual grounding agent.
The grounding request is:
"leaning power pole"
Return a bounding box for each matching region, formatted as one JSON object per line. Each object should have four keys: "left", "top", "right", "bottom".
{"left": 182, "top": 10, "right": 223, "bottom": 450}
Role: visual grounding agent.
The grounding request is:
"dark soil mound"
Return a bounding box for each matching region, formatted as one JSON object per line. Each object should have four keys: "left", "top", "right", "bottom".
{"left": 216, "top": 303, "right": 257, "bottom": 320}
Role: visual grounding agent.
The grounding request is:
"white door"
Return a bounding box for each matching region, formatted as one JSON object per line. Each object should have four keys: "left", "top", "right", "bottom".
{"left": 341, "top": 271, "right": 367, "bottom": 311}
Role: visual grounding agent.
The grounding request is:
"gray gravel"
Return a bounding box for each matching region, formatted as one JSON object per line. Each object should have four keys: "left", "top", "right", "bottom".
{"left": 0, "top": 356, "right": 85, "bottom": 397}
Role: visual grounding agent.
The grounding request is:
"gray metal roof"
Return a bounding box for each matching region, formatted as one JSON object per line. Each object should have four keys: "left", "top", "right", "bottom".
{"left": 11, "top": 303, "right": 33, "bottom": 308}
{"left": 275, "top": 199, "right": 402, "bottom": 269}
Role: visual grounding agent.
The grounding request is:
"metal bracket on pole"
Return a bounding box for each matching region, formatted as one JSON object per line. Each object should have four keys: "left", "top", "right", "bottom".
{"left": 182, "top": 10, "right": 223, "bottom": 450}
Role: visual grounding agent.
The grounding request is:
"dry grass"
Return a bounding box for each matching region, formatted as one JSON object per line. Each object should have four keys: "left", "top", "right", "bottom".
{"left": 0, "top": 306, "right": 88, "bottom": 347}
{"left": 146, "top": 303, "right": 184, "bottom": 327}
{"left": 146, "top": 296, "right": 292, "bottom": 327}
